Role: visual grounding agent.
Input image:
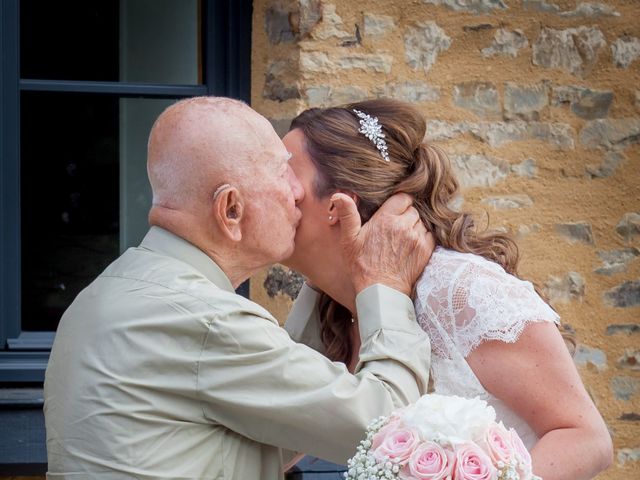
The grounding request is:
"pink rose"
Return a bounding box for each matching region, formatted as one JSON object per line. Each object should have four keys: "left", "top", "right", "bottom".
{"left": 371, "top": 418, "right": 402, "bottom": 451}
{"left": 399, "top": 441, "right": 453, "bottom": 480}
{"left": 484, "top": 423, "right": 514, "bottom": 465}
{"left": 509, "top": 428, "right": 533, "bottom": 477}
{"left": 453, "top": 443, "right": 497, "bottom": 480}
{"left": 372, "top": 426, "right": 421, "bottom": 465}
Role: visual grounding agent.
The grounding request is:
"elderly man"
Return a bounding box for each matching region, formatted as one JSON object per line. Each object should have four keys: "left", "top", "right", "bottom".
{"left": 44, "top": 97, "right": 432, "bottom": 479}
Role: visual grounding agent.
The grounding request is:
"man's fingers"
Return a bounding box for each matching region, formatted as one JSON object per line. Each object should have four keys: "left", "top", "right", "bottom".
{"left": 376, "top": 192, "right": 414, "bottom": 216}
{"left": 423, "top": 231, "right": 436, "bottom": 251}
{"left": 330, "top": 193, "right": 362, "bottom": 243}
{"left": 403, "top": 206, "right": 422, "bottom": 228}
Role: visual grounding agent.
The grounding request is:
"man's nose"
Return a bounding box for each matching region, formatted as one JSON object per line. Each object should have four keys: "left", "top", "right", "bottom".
{"left": 288, "top": 167, "right": 305, "bottom": 204}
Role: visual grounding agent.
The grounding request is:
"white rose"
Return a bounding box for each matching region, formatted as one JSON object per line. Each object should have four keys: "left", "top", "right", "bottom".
{"left": 401, "top": 394, "right": 496, "bottom": 446}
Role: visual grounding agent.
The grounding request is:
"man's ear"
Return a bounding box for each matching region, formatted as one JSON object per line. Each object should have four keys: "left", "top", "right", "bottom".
{"left": 213, "top": 186, "right": 243, "bottom": 242}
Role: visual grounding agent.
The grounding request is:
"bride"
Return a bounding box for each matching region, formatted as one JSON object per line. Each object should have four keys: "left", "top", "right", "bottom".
{"left": 282, "top": 99, "right": 612, "bottom": 479}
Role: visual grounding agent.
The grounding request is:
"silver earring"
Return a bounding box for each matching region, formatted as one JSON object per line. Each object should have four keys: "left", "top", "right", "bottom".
{"left": 329, "top": 215, "right": 333, "bottom": 221}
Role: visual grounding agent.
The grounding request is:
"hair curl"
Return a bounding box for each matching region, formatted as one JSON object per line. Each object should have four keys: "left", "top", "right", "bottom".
{"left": 290, "top": 99, "right": 572, "bottom": 364}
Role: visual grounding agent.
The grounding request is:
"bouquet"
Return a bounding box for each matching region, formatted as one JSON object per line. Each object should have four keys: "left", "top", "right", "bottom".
{"left": 345, "top": 394, "right": 541, "bottom": 480}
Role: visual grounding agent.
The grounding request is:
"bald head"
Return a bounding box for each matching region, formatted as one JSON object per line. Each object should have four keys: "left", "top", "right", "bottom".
{"left": 147, "top": 96, "right": 278, "bottom": 210}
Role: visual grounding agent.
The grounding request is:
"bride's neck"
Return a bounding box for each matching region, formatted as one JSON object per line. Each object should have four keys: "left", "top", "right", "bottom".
{"left": 297, "top": 257, "right": 356, "bottom": 315}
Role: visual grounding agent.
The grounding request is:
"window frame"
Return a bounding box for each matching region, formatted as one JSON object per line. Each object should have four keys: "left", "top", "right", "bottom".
{"left": 0, "top": 0, "right": 253, "bottom": 383}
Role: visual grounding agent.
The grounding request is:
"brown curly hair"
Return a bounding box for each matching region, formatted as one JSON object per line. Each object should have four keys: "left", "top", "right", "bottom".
{"left": 290, "top": 98, "right": 569, "bottom": 365}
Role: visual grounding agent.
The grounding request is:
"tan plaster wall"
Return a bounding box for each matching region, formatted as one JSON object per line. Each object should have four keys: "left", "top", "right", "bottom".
{"left": 252, "top": 0, "right": 640, "bottom": 478}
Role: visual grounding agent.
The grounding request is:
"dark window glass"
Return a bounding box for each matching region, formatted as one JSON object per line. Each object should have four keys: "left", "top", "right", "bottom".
{"left": 20, "top": 92, "right": 120, "bottom": 331}
{"left": 21, "top": 1, "right": 120, "bottom": 81}
{"left": 21, "top": 0, "right": 201, "bottom": 84}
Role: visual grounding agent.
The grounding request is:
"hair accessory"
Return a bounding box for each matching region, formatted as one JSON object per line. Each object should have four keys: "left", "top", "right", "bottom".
{"left": 352, "top": 109, "right": 390, "bottom": 162}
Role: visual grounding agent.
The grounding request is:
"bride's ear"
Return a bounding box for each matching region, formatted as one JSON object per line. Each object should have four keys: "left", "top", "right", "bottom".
{"left": 327, "top": 191, "right": 358, "bottom": 225}
{"left": 213, "top": 186, "right": 243, "bottom": 242}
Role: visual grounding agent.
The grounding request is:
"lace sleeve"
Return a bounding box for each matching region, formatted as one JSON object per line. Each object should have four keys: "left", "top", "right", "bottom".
{"left": 415, "top": 250, "right": 560, "bottom": 359}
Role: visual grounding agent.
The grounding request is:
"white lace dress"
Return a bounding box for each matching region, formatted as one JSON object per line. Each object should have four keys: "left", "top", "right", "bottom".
{"left": 414, "top": 247, "right": 560, "bottom": 449}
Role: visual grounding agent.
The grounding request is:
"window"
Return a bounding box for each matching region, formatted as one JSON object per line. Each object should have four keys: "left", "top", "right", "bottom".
{"left": 0, "top": 0, "right": 252, "bottom": 382}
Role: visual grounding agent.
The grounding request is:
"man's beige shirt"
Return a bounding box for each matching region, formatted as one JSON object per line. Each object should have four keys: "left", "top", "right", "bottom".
{"left": 44, "top": 227, "right": 430, "bottom": 479}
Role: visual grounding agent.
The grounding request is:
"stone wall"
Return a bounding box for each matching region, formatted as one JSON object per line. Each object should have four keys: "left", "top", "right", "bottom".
{"left": 251, "top": 0, "right": 639, "bottom": 477}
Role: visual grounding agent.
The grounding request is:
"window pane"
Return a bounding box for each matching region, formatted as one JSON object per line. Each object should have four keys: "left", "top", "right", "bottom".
{"left": 21, "top": 0, "right": 200, "bottom": 84}
{"left": 20, "top": 92, "right": 120, "bottom": 332}
{"left": 119, "top": 98, "right": 177, "bottom": 250}
{"left": 21, "top": 1, "right": 119, "bottom": 81}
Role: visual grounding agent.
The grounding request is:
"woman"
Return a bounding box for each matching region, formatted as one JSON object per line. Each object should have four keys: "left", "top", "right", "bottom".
{"left": 282, "top": 99, "right": 612, "bottom": 479}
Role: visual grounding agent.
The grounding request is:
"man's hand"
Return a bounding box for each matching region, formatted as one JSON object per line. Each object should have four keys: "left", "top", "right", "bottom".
{"left": 331, "top": 192, "right": 435, "bottom": 296}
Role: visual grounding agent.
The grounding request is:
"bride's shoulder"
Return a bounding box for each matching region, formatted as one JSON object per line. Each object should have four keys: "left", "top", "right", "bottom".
{"left": 418, "top": 247, "right": 507, "bottom": 287}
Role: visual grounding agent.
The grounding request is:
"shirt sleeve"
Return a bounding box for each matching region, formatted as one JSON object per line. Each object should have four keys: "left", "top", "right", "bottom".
{"left": 284, "top": 283, "right": 325, "bottom": 354}
{"left": 197, "top": 284, "right": 431, "bottom": 465}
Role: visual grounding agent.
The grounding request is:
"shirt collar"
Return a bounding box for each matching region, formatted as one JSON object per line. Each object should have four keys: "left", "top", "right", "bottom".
{"left": 139, "top": 226, "right": 235, "bottom": 293}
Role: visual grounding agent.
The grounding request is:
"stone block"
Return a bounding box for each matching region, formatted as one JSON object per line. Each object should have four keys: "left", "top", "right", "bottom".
{"left": 523, "top": 0, "right": 559, "bottom": 12}
{"left": 263, "top": 266, "right": 304, "bottom": 301}
{"left": 422, "top": 0, "right": 507, "bottom": 14}
{"left": 373, "top": 82, "right": 440, "bottom": 103}
{"left": 586, "top": 152, "right": 625, "bottom": 179}
{"left": 424, "top": 120, "right": 575, "bottom": 149}
{"left": 300, "top": 51, "right": 333, "bottom": 72}
{"left": 595, "top": 248, "right": 639, "bottom": 275}
{"left": 573, "top": 344, "right": 607, "bottom": 371}
{"left": 544, "top": 271, "right": 585, "bottom": 304}
{"left": 517, "top": 224, "right": 541, "bottom": 238}
{"left": 481, "top": 194, "right": 533, "bottom": 210}
{"left": 618, "top": 350, "right": 640, "bottom": 370}
{"left": 300, "top": 51, "right": 393, "bottom": 74}
{"left": 450, "top": 154, "right": 509, "bottom": 188}
{"left": 453, "top": 82, "right": 501, "bottom": 118}
{"left": 611, "top": 376, "right": 639, "bottom": 401}
{"left": 559, "top": 3, "right": 620, "bottom": 18}
{"left": 524, "top": 1, "right": 619, "bottom": 17}
{"left": 296, "top": 0, "right": 323, "bottom": 37}
{"left": 579, "top": 119, "right": 640, "bottom": 150}
{"left": 404, "top": 21, "right": 452, "bottom": 73}
{"left": 620, "top": 413, "right": 640, "bottom": 421}
{"left": 606, "top": 324, "right": 640, "bottom": 335}
{"left": 504, "top": 83, "right": 549, "bottom": 121}
{"left": 305, "top": 85, "right": 331, "bottom": 107}
{"left": 618, "top": 448, "right": 640, "bottom": 465}
{"left": 337, "top": 54, "right": 393, "bottom": 73}
{"left": 527, "top": 122, "right": 576, "bottom": 149}
{"left": 310, "top": 3, "right": 351, "bottom": 40}
{"left": 511, "top": 158, "right": 537, "bottom": 178}
{"left": 265, "top": 3, "right": 296, "bottom": 44}
{"left": 477, "top": 121, "right": 575, "bottom": 149}
{"left": 425, "top": 120, "right": 470, "bottom": 142}
{"left": 555, "top": 222, "right": 595, "bottom": 245}
{"left": 616, "top": 213, "right": 640, "bottom": 242}
{"left": 482, "top": 29, "right": 528, "bottom": 58}
{"left": 305, "top": 85, "right": 369, "bottom": 107}
{"left": 363, "top": 13, "right": 395, "bottom": 37}
{"left": 532, "top": 26, "right": 606, "bottom": 78}
{"left": 263, "top": 60, "right": 301, "bottom": 102}
{"left": 612, "top": 36, "right": 640, "bottom": 69}
{"left": 551, "top": 85, "right": 613, "bottom": 120}
{"left": 604, "top": 280, "right": 640, "bottom": 308}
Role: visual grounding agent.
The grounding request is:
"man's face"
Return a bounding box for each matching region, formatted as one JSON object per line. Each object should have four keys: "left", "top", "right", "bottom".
{"left": 240, "top": 119, "right": 304, "bottom": 266}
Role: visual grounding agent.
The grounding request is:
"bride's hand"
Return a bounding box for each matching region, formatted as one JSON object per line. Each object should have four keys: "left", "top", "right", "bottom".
{"left": 331, "top": 192, "right": 435, "bottom": 296}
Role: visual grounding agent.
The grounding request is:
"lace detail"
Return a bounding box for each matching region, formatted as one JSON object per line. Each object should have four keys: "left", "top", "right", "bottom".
{"left": 415, "top": 248, "right": 559, "bottom": 359}
{"left": 413, "top": 248, "right": 560, "bottom": 449}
